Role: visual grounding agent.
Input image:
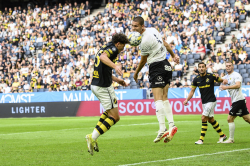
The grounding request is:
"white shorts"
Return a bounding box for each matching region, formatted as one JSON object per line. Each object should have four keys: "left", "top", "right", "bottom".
{"left": 91, "top": 85, "right": 118, "bottom": 111}
{"left": 202, "top": 101, "right": 216, "bottom": 117}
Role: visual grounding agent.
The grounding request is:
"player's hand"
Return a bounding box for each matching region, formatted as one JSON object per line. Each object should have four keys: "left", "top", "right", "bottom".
{"left": 133, "top": 73, "right": 138, "bottom": 83}
{"left": 222, "top": 79, "right": 228, "bottom": 85}
{"left": 115, "top": 65, "right": 122, "bottom": 76}
{"left": 219, "top": 85, "right": 227, "bottom": 90}
{"left": 183, "top": 99, "right": 188, "bottom": 106}
{"left": 174, "top": 55, "right": 180, "bottom": 64}
{"left": 119, "top": 80, "right": 129, "bottom": 87}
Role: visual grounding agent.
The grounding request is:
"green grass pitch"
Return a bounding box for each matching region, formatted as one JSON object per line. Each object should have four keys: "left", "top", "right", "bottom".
{"left": 0, "top": 115, "right": 250, "bottom": 166}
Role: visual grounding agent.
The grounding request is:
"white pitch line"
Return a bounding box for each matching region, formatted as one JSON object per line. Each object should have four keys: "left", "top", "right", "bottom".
{"left": 0, "top": 122, "right": 159, "bottom": 136}
{"left": 119, "top": 148, "right": 250, "bottom": 166}
{"left": 0, "top": 120, "right": 198, "bottom": 136}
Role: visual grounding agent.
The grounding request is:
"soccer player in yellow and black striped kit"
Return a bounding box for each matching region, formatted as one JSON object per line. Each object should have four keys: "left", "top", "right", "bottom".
{"left": 85, "top": 33, "right": 130, "bottom": 155}
{"left": 183, "top": 62, "right": 227, "bottom": 144}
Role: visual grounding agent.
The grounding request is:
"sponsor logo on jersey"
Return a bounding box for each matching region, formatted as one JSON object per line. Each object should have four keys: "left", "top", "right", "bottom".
{"left": 157, "top": 76, "right": 163, "bottom": 81}
{"left": 112, "top": 47, "right": 116, "bottom": 52}
{"left": 199, "top": 84, "right": 210, "bottom": 88}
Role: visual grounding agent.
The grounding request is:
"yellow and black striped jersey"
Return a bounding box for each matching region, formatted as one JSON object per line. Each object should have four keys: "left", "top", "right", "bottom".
{"left": 192, "top": 73, "right": 221, "bottom": 104}
{"left": 91, "top": 42, "right": 118, "bottom": 87}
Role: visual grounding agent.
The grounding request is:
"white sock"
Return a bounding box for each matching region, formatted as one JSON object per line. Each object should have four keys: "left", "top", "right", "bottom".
{"left": 155, "top": 100, "right": 166, "bottom": 132}
{"left": 228, "top": 122, "right": 235, "bottom": 140}
{"left": 92, "top": 129, "right": 100, "bottom": 141}
{"left": 163, "top": 100, "right": 175, "bottom": 129}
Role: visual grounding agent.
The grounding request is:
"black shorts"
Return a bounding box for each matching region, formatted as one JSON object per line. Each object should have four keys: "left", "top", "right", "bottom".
{"left": 149, "top": 59, "right": 172, "bottom": 88}
{"left": 229, "top": 99, "right": 249, "bottom": 117}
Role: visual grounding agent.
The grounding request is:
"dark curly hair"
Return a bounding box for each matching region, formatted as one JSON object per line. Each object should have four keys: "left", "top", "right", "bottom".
{"left": 112, "top": 32, "right": 130, "bottom": 45}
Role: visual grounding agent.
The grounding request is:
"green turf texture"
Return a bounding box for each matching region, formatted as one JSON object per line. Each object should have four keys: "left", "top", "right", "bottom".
{"left": 0, "top": 115, "right": 249, "bottom": 166}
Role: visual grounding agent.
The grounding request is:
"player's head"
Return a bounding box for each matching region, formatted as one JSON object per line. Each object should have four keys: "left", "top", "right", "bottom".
{"left": 132, "top": 16, "right": 145, "bottom": 34}
{"left": 198, "top": 62, "right": 206, "bottom": 74}
{"left": 225, "top": 60, "right": 234, "bottom": 74}
{"left": 112, "top": 32, "right": 130, "bottom": 53}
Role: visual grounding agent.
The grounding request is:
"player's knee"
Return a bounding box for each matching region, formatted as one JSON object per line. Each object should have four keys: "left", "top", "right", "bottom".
{"left": 201, "top": 116, "right": 207, "bottom": 122}
{"left": 114, "top": 115, "right": 120, "bottom": 122}
{"left": 208, "top": 118, "right": 214, "bottom": 123}
{"left": 242, "top": 116, "right": 250, "bottom": 123}
{"left": 227, "top": 116, "right": 234, "bottom": 123}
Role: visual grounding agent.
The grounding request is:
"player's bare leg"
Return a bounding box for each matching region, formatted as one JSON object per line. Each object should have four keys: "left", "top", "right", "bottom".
{"left": 223, "top": 115, "right": 236, "bottom": 143}
{"left": 152, "top": 87, "right": 169, "bottom": 143}
{"left": 242, "top": 114, "right": 250, "bottom": 124}
{"left": 162, "top": 84, "right": 177, "bottom": 143}
{"left": 224, "top": 114, "right": 250, "bottom": 143}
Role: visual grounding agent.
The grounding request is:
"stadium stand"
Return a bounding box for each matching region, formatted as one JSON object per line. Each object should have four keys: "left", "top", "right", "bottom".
{"left": 0, "top": 0, "right": 249, "bottom": 95}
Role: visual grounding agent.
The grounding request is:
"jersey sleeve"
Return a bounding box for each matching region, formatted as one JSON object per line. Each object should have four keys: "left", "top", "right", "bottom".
{"left": 140, "top": 40, "right": 151, "bottom": 56}
{"left": 104, "top": 45, "right": 118, "bottom": 59}
{"left": 191, "top": 77, "right": 197, "bottom": 88}
{"left": 213, "top": 74, "right": 221, "bottom": 82}
{"left": 234, "top": 73, "right": 242, "bottom": 83}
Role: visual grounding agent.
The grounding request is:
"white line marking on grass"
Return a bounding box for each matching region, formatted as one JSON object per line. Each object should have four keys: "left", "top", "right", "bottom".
{"left": 0, "top": 120, "right": 195, "bottom": 136}
{"left": 119, "top": 148, "right": 250, "bottom": 166}
{"left": 0, "top": 122, "right": 159, "bottom": 136}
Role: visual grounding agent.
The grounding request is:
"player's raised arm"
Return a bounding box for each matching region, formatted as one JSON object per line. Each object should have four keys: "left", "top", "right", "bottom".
{"left": 162, "top": 38, "right": 179, "bottom": 63}
{"left": 183, "top": 86, "right": 196, "bottom": 106}
{"left": 133, "top": 55, "right": 148, "bottom": 83}
{"left": 100, "top": 52, "right": 122, "bottom": 76}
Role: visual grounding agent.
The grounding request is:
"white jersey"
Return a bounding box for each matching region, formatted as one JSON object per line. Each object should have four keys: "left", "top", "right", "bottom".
{"left": 140, "top": 28, "right": 166, "bottom": 65}
{"left": 222, "top": 71, "right": 245, "bottom": 103}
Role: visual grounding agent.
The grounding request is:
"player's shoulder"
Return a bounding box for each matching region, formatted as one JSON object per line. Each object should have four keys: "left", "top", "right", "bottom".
{"left": 222, "top": 74, "right": 228, "bottom": 79}
{"left": 104, "top": 42, "right": 118, "bottom": 55}
{"left": 206, "top": 73, "right": 213, "bottom": 76}
{"left": 193, "top": 75, "right": 200, "bottom": 80}
{"left": 232, "top": 71, "right": 241, "bottom": 77}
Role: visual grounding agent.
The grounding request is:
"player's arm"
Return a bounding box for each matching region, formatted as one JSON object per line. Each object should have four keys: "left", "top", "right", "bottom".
{"left": 213, "top": 74, "right": 227, "bottom": 83}
{"left": 100, "top": 52, "right": 122, "bottom": 76}
{"left": 162, "top": 38, "right": 176, "bottom": 59}
{"left": 112, "top": 75, "right": 129, "bottom": 87}
{"left": 183, "top": 87, "right": 196, "bottom": 106}
{"left": 220, "top": 81, "right": 241, "bottom": 90}
{"left": 133, "top": 55, "right": 148, "bottom": 83}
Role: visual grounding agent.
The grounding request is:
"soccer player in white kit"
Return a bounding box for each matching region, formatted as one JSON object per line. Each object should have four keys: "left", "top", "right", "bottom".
{"left": 220, "top": 61, "right": 250, "bottom": 143}
{"left": 132, "top": 16, "right": 179, "bottom": 143}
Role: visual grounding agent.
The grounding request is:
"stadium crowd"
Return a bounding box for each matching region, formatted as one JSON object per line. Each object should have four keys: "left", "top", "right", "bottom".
{"left": 0, "top": 0, "right": 249, "bottom": 95}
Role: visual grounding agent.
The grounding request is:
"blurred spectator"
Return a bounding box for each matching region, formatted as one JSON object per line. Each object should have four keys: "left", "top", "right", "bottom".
{"left": 234, "top": 54, "right": 242, "bottom": 65}
{"left": 174, "top": 79, "right": 182, "bottom": 88}
{"left": 213, "top": 59, "right": 224, "bottom": 73}
{"left": 196, "top": 44, "right": 206, "bottom": 60}
{"left": 193, "top": 66, "right": 199, "bottom": 75}
{"left": 182, "top": 59, "right": 189, "bottom": 75}
{"left": 182, "top": 77, "right": 191, "bottom": 86}
{"left": 175, "top": 63, "right": 183, "bottom": 80}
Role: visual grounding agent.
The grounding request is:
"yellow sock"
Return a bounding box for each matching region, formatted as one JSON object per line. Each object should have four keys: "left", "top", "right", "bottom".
{"left": 211, "top": 120, "right": 225, "bottom": 137}
{"left": 200, "top": 122, "right": 208, "bottom": 141}
{"left": 96, "top": 117, "right": 116, "bottom": 135}
{"left": 95, "top": 111, "right": 109, "bottom": 130}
